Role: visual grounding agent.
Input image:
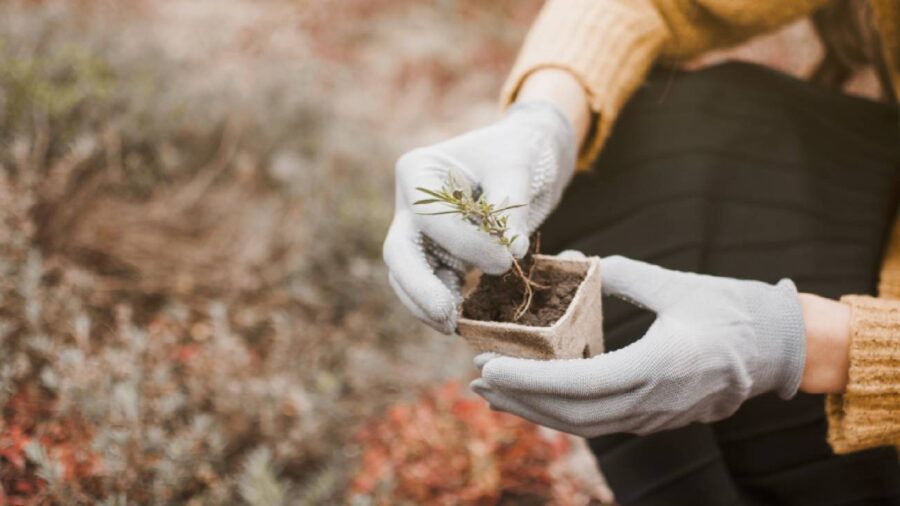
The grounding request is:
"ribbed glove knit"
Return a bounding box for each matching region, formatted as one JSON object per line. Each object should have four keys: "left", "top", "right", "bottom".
{"left": 473, "top": 255, "right": 807, "bottom": 437}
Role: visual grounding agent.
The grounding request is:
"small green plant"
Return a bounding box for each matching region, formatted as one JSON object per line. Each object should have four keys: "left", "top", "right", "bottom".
{"left": 414, "top": 172, "right": 543, "bottom": 321}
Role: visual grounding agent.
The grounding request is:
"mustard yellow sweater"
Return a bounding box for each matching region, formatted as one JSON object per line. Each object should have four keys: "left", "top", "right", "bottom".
{"left": 502, "top": 0, "right": 900, "bottom": 454}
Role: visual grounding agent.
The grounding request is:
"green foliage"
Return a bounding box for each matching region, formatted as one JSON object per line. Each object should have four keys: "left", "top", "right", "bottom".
{"left": 414, "top": 172, "right": 540, "bottom": 320}
{"left": 414, "top": 171, "right": 524, "bottom": 248}
{"left": 0, "top": 41, "right": 114, "bottom": 130}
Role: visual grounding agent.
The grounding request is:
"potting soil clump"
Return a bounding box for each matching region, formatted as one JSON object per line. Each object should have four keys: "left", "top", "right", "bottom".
{"left": 462, "top": 255, "right": 583, "bottom": 327}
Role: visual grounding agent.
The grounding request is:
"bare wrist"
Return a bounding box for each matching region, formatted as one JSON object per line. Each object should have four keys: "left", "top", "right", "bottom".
{"left": 798, "top": 293, "right": 851, "bottom": 394}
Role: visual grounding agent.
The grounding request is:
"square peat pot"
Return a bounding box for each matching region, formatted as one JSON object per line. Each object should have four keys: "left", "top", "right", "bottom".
{"left": 456, "top": 254, "right": 604, "bottom": 360}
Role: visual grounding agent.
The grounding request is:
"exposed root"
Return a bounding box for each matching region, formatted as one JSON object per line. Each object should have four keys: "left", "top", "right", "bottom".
{"left": 511, "top": 257, "right": 547, "bottom": 321}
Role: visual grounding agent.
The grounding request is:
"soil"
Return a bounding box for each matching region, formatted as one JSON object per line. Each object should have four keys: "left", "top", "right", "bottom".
{"left": 462, "top": 254, "right": 583, "bottom": 327}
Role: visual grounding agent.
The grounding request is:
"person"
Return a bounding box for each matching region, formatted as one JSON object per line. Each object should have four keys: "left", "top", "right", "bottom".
{"left": 383, "top": 0, "right": 900, "bottom": 504}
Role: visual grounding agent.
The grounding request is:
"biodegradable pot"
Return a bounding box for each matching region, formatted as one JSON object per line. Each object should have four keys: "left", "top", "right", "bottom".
{"left": 457, "top": 254, "right": 604, "bottom": 360}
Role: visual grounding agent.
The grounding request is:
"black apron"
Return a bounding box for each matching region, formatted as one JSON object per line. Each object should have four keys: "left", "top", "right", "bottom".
{"left": 541, "top": 62, "right": 900, "bottom": 506}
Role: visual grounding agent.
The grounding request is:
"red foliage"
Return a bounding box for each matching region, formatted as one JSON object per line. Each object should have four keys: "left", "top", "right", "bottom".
{"left": 0, "top": 386, "right": 100, "bottom": 504}
{"left": 350, "top": 381, "right": 583, "bottom": 505}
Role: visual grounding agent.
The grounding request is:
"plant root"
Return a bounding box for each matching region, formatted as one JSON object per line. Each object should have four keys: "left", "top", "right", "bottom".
{"left": 511, "top": 257, "right": 547, "bottom": 321}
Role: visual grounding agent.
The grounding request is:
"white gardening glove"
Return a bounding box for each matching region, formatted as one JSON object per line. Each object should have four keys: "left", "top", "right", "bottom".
{"left": 383, "top": 101, "right": 576, "bottom": 333}
{"left": 472, "top": 255, "right": 807, "bottom": 437}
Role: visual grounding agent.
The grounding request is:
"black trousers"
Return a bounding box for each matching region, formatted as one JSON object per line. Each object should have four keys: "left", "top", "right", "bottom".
{"left": 541, "top": 62, "right": 900, "bottom": 506}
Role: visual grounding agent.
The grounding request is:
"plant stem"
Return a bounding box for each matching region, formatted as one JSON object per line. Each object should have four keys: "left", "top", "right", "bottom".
{"left": 511, "top": 256, "right": 547, "bottom": 321}
{"left": 414, "top": 176, "right": 547, "bottom": 321}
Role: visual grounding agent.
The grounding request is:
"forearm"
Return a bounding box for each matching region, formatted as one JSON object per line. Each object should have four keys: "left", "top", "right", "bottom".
{"left": 515, "top": 68, "right": 592, "bottom": 154}
{"left": 798, "top": 293, "right": 851, "bottom": 394}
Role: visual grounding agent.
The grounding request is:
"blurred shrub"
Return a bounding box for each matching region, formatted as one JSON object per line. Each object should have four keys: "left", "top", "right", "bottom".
{"left": 0, "top": 4, "right": 408, "bottom": 503}
{"left": 0, "top": 1, "right": 560, "bottom": 504}
{"left": 349, "top": 381, "right": 587, "bottom": 505}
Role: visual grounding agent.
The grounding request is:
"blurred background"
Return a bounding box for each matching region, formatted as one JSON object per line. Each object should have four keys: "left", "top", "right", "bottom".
{"left": 0, "top": 0, "right": 612, "bottom": 504}
{"left": 0, "top": 1, "right": 850, "bottom": 504}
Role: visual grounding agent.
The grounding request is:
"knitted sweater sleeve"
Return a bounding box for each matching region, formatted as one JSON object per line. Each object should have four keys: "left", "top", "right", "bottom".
{"left": 501, "top": 0, "right": 829, "bottom": 169}
{"left": 827, "top": 296, "right": 900, "bottom": 454}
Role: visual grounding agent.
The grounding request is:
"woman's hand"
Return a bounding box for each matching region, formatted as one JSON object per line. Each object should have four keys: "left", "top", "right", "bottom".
{"left": 384, "top": 69, "right": 590, "bottom": 333}
{"left": 383, "top": 101, "right": 575, "bottom": 333}
{"left": 383, "top": 69, "right": 590, "bottom": 334}
{"left": 472, "top": 256, "right": 808, "bottom": 437}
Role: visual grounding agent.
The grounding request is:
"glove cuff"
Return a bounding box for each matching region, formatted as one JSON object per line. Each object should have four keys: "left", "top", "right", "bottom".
{"left": 747, "top": 279, "right": 807, "bottom": 399}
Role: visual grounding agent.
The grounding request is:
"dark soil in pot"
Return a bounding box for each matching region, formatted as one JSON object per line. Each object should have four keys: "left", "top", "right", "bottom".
{"left": 461, "top": 254, "right": 584, "bottom": 327}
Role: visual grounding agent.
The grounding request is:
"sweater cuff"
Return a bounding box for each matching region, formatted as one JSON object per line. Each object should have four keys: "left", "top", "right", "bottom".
{"left": 826, "top": 295, "right": 900, "bottom": 454}
{"left": 499, "top": 0, "right": 668, "bottom": 170}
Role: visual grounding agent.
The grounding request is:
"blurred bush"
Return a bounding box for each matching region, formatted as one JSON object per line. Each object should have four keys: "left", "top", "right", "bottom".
{"left": 0, "top": 5, "right": 390, "bottom": 502}
{"left": 349, "top": 381, "right": 587, "bottom": 506}
{"left": 0, "top": 1, "right": 593, "bottom": 504}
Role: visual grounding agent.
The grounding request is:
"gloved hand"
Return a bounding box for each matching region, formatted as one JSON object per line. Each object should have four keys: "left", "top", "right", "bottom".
{"left": 383, "top": 101, "right": 577, "bottom": 333}
{"left": 472, "top": 255, "right": 807, "bottom": 437}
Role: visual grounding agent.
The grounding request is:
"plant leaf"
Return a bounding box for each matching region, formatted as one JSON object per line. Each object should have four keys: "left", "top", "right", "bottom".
{"left": 490, "top": 203, "right": 526, "bottom": 214}
{"left": 412, "top": 198, "right": 443, "bottom": 205}
{"left": 415, "top": 187, "right": 448, "bottom": 199}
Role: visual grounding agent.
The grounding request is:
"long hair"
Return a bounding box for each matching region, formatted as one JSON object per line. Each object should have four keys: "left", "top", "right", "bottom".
{"left": 811, "top": 0, "right": 895, "bottom": 101}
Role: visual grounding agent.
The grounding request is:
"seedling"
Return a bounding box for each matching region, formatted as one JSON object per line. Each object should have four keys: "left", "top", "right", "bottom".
{"left": 414, "top": 172, "right": 544, "bottom": 321}
{"left": 413, "top": 174, "right": 605, "bottom": 360}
